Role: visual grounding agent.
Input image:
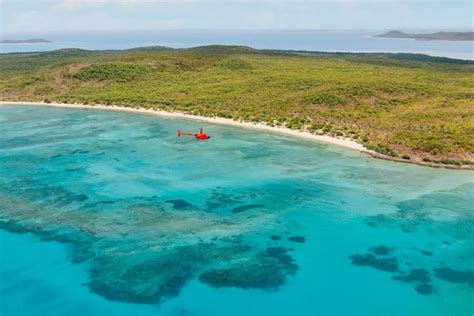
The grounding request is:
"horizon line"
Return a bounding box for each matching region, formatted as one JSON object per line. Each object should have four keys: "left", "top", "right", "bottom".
{"left": 2, "top": 27, "right": 473, "bottom": 36}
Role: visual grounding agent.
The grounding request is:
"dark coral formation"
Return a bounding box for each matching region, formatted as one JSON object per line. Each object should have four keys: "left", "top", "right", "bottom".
{"left": 393, "top": 269, "right": 431, "bottom": 283}
{"left": 351, "top": 245, "right": 439, "bottom": 296}
{"left": 69, "top": 241, "right": 96, "bottom": 263}
{"left": 419, "top": 250, "right": 433, "bottom": 256}
{"left": 65, "top": 167, "right": 81, "bottom": 172}
{"left": 89, "top": 244, "right": 217, "bottom": 304}
{"left": 270, "top": 235, "right": 281, "bottom": 241}
{"left": 434, "top": 267, "right": 474, "bottom": 287}
{"left": 70, "top": 149, "right": 90, "bottom": 154}
{"left": 415, "top": 283, "right": 434, "bottom": 295}
{"left": 231, "top": 204, "right": 265, "bottom": 214}
{"left": 165, "top": 199, "right": 195, "bottom": 210}
{"left": 364, "top": 218, "right": 377, "bottom": 228}
{"left": 349, "top": 253, "right": 399, "bottom": 272}
{"left": 288, "top": 236, "right": 306, "bottom": 243}
{"left": 7, "top": 223, "right": 299, "bottom": 306}
{"left": 199, "top": 247, "right": 298, "bottom": 289}
{"left": 369, "top": 245, "right": 392, "bottom": 256}
{"left": 393, "top": 268, "right": 433, "bottom": 295}
{"left": 75, "top": 194, "right": 89, "bottom": 201}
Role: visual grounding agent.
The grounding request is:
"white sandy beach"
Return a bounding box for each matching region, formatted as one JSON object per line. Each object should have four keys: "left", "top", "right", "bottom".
{"left": 0, "top": 101, "right": 369, "bottom": 153}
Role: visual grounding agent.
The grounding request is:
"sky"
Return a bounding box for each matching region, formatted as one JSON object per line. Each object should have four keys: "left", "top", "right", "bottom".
{"left": 0, "top": 0, "right": 473, "bottom": 34}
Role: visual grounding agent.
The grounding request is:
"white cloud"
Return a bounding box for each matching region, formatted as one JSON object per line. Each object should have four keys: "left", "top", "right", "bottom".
{"left": 51, "top": 0, "right": 108, "bottom": 10}
{"left": 50, "top": 0, "right": 199, "bottom": 10}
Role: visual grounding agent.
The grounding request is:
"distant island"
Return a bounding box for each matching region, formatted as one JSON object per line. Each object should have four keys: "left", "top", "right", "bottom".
{"left": 0, "top": 38, "right": 52, "bottom": 44}
{"left": 375, "top": 31, "right": 473, "bottom": 41}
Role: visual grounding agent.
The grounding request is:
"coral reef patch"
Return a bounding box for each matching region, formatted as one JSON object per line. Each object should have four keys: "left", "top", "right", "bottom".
{"left": 369, "top": 245, "right": 392, "bottom": 256}
{"left": 288, "top": 236, "right": 306, "bottom": 243}
{"left": 349, "top": 253, "right": 399, "bottom": 272}
{"left": 0, "top": 183, "right": 298, "bottom": 305}
{"left": 199, "top": 247, "right": 298, "bottom": 289}
{"left": 393, "top": 269, "right": 433, "bottom": 295}
{"left": 434, "top": 267, "right": 474, "bottom": 287}
{"left": 165, "top": 199, "right": 195, "bottom": 210}
{"left": 231, "top": 204, "right": 265, "bottom": 214}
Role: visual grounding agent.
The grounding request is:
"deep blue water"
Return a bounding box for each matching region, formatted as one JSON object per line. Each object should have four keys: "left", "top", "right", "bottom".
{"left": 0, "top": 105, "right": 473, "bottom": 315}
{"left": 1, "top": 30, "right": 473, "bottom": 60}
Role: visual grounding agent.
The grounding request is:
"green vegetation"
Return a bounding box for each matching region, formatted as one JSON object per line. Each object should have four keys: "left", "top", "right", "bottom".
{"left": 73, "top": 63, "right": 147, "bottom": 82}
{"left": 1, "top": 46, "right": 473, "bottom": 166}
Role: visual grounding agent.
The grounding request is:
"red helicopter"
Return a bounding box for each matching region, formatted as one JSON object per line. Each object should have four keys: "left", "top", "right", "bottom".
{"left": 177, "top": 127, "right": 211, "bottom": 140}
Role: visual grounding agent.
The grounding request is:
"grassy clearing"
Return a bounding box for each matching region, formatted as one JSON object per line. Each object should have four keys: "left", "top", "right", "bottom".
{"left": 1, "top": 46, "right": 473, "bottom": 165}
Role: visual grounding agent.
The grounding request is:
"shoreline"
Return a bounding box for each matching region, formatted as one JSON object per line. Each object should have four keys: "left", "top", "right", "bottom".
{"left": 0, "top": 101, "right": 367, "bottom": 151}
{"left": 0, "top": 101, "right": 471, "bottom": 170}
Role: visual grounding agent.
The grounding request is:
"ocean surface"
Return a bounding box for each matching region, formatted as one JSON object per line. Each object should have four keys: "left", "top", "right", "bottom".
{"left": 0, "top": 105, "right": 473, "bottom": 316}
{"left": 1, "top": 30, "right": 473, "bottom": 60}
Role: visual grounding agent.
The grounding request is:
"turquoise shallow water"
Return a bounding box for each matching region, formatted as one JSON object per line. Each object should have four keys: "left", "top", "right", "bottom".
{"left": 0, "top": 105, "right": 473, "bottom": 316}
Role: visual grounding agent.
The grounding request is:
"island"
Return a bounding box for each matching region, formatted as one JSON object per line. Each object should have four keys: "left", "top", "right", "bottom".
{"left": 374, "top": 30, "right": 473, "bottom": 41}
{"left": 0, "top": 46, "right": 472, "bottom": 168}
{"left": 0, "top": 38, "right": 52, "bottom": 44}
